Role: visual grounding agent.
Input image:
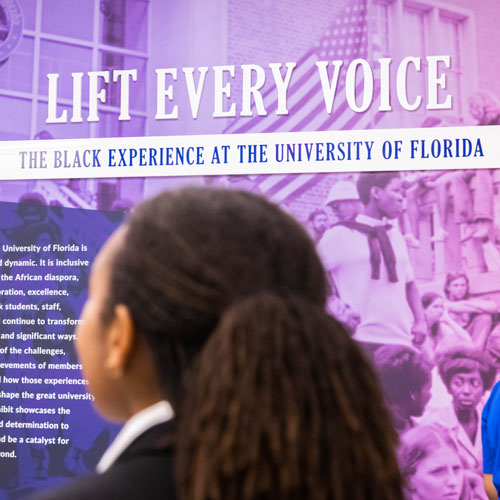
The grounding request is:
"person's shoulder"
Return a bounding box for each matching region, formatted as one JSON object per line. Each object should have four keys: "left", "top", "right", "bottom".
{"left": 489, "top": 381, "right": 500, "bottom": 400}
{"left": 419, "top": 404, "right": 455, "bottom": 429}
{"left": 321, "top": 222, "right": 359, "bottom": 240}
{"left": 33, "top": 473, "right": 120, "bottom": 500}
{"left": 33, "top": 448, "right": 176, "bottom": 500}
{"left": 487, "top": 381, "right": 500, "bottom": 406}
{"left": 483, "top": 381, "right": 500, "bottom": 422}
{"left": 317, "top": 224, "right": 359, "bottom": 257}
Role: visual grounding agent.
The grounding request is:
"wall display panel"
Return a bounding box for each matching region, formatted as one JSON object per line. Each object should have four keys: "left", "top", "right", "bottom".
{"left": 0, "top": 0, "right": 499, "bottom": 498}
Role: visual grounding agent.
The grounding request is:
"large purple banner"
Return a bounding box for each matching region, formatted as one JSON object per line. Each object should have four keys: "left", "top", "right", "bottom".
{"left": 1, "top": 0, "right": 500, "bottom": 499}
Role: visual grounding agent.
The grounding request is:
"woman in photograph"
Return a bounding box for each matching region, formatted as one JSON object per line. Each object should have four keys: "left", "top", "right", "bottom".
{"left": 399, "top": 424, "right": 485, "bottom": 500}
{"left": 421, "top": 292, "right": 473, "bottom": 362}
{"left": 444, "top": 272, "right": 499, "bottom": 349}
{"left": 421, "top": 348, "right": 495, "bottom": 479}
{"left": 35, "top": 187, "right": 404, "bottom": 500}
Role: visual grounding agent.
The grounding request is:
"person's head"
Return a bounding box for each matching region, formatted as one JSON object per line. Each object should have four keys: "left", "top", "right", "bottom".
{"left": 326, "top": 180, "right": 361, "bottom": 222}
{"left": 17, "top": 192, "right": 48, "bottom": 224}
{"left": 468, "top": 90, "right": 500, "bottom": 125}
{"left": 444, "top": 272, "right": 470, "bottom": 301}
{"left": 485, "top": 334, "right": 500, "bottom": 372}
{"left": 79, "top": 188, "right": 329, "bottom": 418}
{"left": 399, "top": 425, "right": 464, "bottom": 500}
{"left": 356, "top": 172, "right": 403, "bottom": 219}
{"left": 438, "top": 348, "right": 495, "bottom": 411}
{"left": 34, "top": 130, "right": 54, "bottom": 140}
{"left": 374, "top": 346, "right": 432, "bottom": 422}
{"left": 421, "top": 292, "right": 444, "bottom": 326}
{"left": 307, "top": 209, "right": 328, "bottom": 238}
{"left": 77, "top": 187, "right": 403, "bottom": 500}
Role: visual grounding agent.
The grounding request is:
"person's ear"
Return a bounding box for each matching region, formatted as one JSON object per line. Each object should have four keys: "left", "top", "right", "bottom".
{"left": 406, "top": 476, "right": 417, "bottom": 495}
{"left": 104, "top": 304, "right": 135, "bottom": 379}
{"left": 370, "top": 186, "right": 381, "bottom": 202}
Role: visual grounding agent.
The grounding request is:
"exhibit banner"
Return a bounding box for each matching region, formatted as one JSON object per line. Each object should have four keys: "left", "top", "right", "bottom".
{"left": 0, "top": 0, "right": 499, "bottom": 498}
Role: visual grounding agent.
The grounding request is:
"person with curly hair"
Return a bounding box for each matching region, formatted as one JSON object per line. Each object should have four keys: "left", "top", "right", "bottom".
{"left": 422, "top": 348, "right": 495, "bottom": 482}
{"left": 374, "top": 345, "right": 432, "bottom": 434}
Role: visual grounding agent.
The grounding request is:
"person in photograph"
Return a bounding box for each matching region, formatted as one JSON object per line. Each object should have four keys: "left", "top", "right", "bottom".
{"left": 485, "top": 335, "right": 500, "bottom": 382}
{"left": 421, "top": 292, "right": 473, "bottom": 362}
{"left": 1, "top": 192, "right": 49, "bottom": 246}
{"left": 469, "top": 91, "right": 500, "bottom": 127}
{"left": 444, "top": 272, "right": 500, "bottom": 350}
{"left": 325, "top": 180, "right": 361, "bottom": 223}
{"left": 33, "top": 188, "right": 404, "bottom": 500}
{"left": 399, "top": 424, "right": 486, "bottom": 500}
{"left": 307, "top": 208, "right": 329, "bottom": 243}
{"left": 374, "top": 345, "right": 432, "bottom": 434}
{"left": 423, "top": 348, "right": 495, "bottom": 479}
{"left": 318, "top": 172, "right": 426, "bottom": 351}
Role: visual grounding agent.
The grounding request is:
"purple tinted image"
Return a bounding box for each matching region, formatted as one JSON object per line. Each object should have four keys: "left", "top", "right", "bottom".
{"left": 1, "top": 0, "right": 499, "bottom": 140}
{"left": 2, "top": 166, "right": 500, "bottom": 497}
{"left": 0, "top": 200, "right": 122, "bottom": 497}
{"left": 1, "top": 0, "right": 500, "bottom": 497}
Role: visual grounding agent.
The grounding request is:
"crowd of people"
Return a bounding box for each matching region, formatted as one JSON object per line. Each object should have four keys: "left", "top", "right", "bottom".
{"left": 308, "top": 167, "right": 500, "bottom": 499}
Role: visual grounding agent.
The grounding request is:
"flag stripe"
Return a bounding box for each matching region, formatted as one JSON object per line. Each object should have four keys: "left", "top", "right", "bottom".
{"left": 223, "top": 0, "right": 379, "bottom": 205}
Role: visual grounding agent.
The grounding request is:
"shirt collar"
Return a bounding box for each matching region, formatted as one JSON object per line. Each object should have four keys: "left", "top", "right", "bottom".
{"left": 96, "top": 400, "right": 174, "bottom": 474}
{"left": 355, "top": 214, "right": 391, "bottom": 226}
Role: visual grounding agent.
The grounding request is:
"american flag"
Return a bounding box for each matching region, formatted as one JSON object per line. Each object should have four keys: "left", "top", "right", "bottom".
{"left": 221, "top": 0, "right": 384, "bottom": 205}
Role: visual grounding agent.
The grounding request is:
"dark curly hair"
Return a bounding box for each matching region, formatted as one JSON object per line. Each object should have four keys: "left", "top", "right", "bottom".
{"left": 438, "top": 347, "right": 495, "bottom": 391}
{"left": 374, "top": 345, "right": 432, "bottom": 410}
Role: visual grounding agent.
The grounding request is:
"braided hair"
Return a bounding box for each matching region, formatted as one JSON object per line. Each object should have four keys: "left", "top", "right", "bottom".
{"left": 103, "top": 187, "right": 403, "bottom": 500}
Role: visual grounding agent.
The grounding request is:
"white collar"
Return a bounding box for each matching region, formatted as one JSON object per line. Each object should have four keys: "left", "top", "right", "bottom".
{"left": 96, "top": 400, "right": 174, "bottom": 474}
{"left": 355, "top": 214, "right": 392, "bottom": 226}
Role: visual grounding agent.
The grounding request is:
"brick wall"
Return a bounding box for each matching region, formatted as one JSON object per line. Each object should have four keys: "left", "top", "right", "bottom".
{"left": 445, "top": 0, "right": 500, "bottom": 98}
{"left": 227, "top": 0, "right": 352, "bottom": 105}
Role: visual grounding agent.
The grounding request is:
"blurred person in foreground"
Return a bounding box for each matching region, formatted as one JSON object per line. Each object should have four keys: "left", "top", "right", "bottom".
{"left": 34, "top": 187, "right": 404, "bottom": 500}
